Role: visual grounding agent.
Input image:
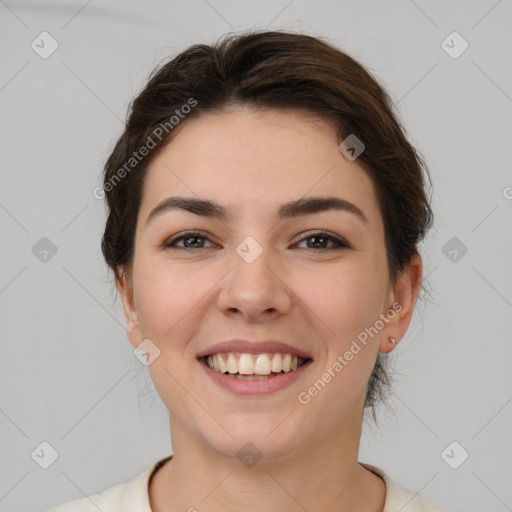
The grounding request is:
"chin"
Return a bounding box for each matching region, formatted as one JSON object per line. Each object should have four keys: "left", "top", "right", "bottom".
{"left": 199, "top": 417, "right": 308, "bottom": 464}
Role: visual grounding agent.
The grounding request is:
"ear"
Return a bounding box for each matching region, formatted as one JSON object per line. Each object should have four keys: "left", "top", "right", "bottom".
{"left": 378, "top": 252, "right": 422, "bottom": 354}
{"left": 115, "top": 268, "right": 142, "bottom": 349}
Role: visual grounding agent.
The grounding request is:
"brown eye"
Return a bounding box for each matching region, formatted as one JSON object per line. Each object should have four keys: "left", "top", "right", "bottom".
{"left": 296, "top": 232, "right": 350, "bottom": 250}
{"left": 164, "top": 231, "right": 214, "bottom": 249}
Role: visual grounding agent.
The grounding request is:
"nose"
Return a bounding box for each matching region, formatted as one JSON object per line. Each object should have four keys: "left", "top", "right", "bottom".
{"left": 217, "top": 239, "right": 292, "bottom": 323}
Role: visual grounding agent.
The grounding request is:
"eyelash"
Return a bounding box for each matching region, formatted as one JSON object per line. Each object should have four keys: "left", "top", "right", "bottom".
{"left": 163, "top": 230, "right": 351, "bottom": 251}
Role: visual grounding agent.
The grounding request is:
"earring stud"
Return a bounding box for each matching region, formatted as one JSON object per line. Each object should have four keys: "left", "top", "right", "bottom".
{"left": 390, "top": 337, "right": 397, "bottom": 345}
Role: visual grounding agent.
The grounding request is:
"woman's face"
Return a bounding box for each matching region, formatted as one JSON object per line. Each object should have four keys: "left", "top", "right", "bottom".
{"left": 117, "top": 106, "right": 419, "bottom": 460}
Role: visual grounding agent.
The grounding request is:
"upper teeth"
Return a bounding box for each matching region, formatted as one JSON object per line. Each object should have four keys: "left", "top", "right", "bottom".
{"left": 206, "top": 353, "right": 305, "bottom": 375}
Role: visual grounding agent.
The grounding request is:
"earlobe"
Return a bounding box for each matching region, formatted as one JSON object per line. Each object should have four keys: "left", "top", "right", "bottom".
{"left": 378, "top": 336, "right": 398, "bottom": 354}
{"left": 378, "top": 253, "right": 422, "bottom": 354}
{"left": 115, "top": 269, "right": 141, "bottom": 348}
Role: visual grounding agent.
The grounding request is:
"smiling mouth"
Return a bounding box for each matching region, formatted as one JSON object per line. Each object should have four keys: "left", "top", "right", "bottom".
{"left": 200, "top": 352, "right": 313, "bottom": 380}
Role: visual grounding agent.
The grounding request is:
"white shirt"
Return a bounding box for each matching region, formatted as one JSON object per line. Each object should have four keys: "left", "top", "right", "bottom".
{"left": 47, "top": 456, "right": 452, "bottom": 511}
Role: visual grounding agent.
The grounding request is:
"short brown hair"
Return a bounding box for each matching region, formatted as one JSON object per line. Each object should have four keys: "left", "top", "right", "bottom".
{"left": 100, "top": 30, "right": 434, "bottom": 420}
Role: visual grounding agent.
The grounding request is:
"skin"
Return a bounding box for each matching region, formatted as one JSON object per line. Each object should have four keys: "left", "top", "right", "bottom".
{"left": 116, "top": 106, "right": 422, "bottom": 512}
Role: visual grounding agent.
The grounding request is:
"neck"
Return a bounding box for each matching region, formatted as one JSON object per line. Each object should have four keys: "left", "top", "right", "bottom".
{"left": 149, "top": 400, "right": 386, "bottom": 512}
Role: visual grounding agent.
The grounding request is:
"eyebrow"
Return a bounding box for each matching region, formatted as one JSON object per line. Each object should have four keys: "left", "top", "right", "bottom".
{"left": 146, "top": 195, "right": 368, "bottom": 225}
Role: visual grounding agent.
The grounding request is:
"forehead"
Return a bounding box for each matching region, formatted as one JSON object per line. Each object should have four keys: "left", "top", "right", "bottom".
{"left": 140, "top": 107, "right": 382, "bottom": 230}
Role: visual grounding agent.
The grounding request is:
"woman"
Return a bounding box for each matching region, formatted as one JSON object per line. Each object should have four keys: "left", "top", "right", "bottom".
{"left": 49, "top": 30, "right": 451, "bottom": 511}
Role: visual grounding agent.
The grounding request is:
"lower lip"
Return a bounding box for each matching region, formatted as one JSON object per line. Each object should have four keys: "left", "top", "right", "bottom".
{"left": 198, "top": 358, "right": 313, "bottom": 396}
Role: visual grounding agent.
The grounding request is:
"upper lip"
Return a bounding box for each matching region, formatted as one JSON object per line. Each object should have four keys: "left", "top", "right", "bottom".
{"left": 196, "top": 339, "right": 313, "bottom": 360}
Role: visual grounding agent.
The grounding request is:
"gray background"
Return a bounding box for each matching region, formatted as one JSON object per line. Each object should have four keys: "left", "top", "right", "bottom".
{"left": 1, "top": 1, "right": 511, "bottom": 511}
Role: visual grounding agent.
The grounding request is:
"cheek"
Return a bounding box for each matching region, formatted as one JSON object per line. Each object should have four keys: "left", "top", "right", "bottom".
{"left": 292, "top": 262, "right": 384, "bottom": 394}
{"left": 295, "top": 260, "right": 385, "bottom": 338}
{"left": 136, "top": 262, "right": 209, "bottom": 418}
{"left": 133, "top": 261, "right": 205, "bottom": 339}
